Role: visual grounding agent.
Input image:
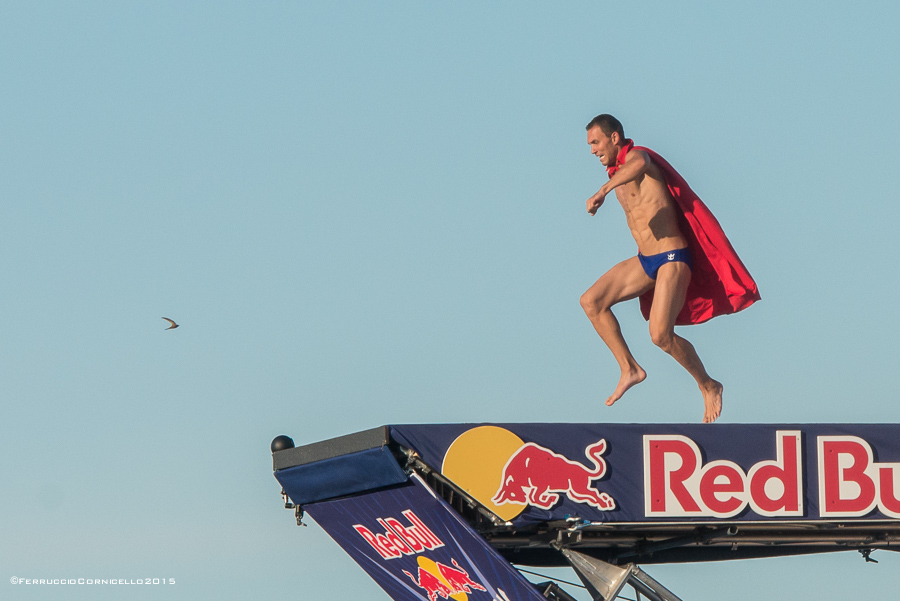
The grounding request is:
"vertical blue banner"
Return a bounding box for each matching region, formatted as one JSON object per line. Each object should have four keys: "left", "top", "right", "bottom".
{"left": 305, "top": 474, "right": 546, "bottom": 601}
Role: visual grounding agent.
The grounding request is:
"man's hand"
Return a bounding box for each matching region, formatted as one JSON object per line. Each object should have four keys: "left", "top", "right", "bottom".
{"left": 587, "top": 189, "right": 606, "bottom": 215}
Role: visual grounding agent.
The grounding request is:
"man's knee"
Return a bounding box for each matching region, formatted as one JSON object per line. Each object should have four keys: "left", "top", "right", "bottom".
{"left": 649, "top": 326, "right": 676, "bottom": 353}
{"left": 580, "top": 289, "right": 610, "bottom": 317}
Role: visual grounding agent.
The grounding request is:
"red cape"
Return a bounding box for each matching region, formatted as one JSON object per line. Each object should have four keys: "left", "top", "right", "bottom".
{"left": 609, "top": 141, "right": 760, "bottom": 325}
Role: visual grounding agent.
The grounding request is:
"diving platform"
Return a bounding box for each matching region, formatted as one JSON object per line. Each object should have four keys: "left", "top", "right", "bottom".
{"left": 270, "top": 424, "right": 900, "bottom": 600}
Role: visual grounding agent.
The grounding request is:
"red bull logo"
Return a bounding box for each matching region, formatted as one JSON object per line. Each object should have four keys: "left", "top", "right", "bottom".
{"left": 491, "top": 439, "right": 616, "bottom": 511}
{"left": 403, "top": 557, "right": 487, "bottom": 601}
{"left": 353, "top": 510, "right": 445, "bottom": 560}
{"left": 440, "top": 427, "right": 616, "bottom": 517}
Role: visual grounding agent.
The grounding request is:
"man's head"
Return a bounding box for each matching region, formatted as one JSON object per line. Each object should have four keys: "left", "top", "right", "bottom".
{"left": 586, "top": 114, "right": 625, "bottom": 167}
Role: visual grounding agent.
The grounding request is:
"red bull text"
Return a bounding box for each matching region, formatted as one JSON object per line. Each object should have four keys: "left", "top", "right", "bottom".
{"left": 353, "top": 510, "right": 445, "bottom": 559}
{"left": 644, "top": 431, "right": 803, "bottom": 518}
{"left": 818, "top": 436, "right": 900, "bottom": 517}
{"left": 644, "top": 431, "right": 900, "bottom": 519}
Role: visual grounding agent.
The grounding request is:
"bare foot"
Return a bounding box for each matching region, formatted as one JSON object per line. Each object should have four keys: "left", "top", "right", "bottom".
{"left": 701, "top": 380, "right": 724, "bottom": 423}
{"left": 605, "top": 367, "right": 647, "bottom": 406}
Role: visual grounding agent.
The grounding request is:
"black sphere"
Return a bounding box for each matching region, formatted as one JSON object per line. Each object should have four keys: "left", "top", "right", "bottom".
{"left": 271, "top": 435, "right": 295, "bottom": 453}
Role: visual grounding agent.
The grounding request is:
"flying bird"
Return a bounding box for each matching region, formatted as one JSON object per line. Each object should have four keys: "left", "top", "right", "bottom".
{"left": 162, "top": 317, "right": 179, "bottom": 330}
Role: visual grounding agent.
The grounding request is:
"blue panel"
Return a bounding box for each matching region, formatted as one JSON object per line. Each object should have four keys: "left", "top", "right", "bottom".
{"left": 389, "top": 423, "right": 900, "bottom": 525}
{"left": 275, "top": 445, "right": 408, "bottom": 505}
{"left": 305, "top": 474, "right": 548, "bottom": 601}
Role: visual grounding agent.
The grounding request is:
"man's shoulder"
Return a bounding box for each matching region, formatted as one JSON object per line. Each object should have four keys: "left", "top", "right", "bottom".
{"left": 630, "top": 146, "right": 664, "bottom": 164}
{"left": 625, "top": 147, "right": 651, "bottom": 161}
{"left": 632, "top": 146, "right": 676, "bottom": 183}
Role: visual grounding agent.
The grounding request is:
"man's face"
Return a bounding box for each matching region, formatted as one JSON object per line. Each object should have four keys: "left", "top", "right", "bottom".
{"left": 587, "top": 126, "right": 620, "bottom": 167}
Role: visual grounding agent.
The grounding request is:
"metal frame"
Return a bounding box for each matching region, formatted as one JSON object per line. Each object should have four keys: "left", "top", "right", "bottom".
{"left": 274, "top": 429, "right": 900, "bottom": 601}
{"left": 562, "top": 550, "right": 683, "bottom": 601}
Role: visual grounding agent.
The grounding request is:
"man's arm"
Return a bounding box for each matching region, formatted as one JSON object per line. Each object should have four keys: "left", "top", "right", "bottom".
{"left": 586, "top": 149, "right": 651, "bottom": 215}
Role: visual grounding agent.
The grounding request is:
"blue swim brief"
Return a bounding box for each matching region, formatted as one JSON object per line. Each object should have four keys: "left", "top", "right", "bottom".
{"left": 638, "top": 247, "right": 693, "bottom": 279}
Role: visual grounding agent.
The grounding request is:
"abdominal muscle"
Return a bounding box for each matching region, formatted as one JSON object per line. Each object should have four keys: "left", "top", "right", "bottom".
{"left": 616, "top": 168, "right": 687, "bottom": 256}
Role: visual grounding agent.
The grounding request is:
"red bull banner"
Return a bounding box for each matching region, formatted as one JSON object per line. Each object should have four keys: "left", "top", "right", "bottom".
{"left": 388, "top": 424, "right": 900, "bottom": 525}
{"left": 304, "top": 473, "right": 548, "bottom": 601}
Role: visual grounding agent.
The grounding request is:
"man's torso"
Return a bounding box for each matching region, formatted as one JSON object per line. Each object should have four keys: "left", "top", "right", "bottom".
{"left": 614, "top": 151, "right": 687, "bottom": 256}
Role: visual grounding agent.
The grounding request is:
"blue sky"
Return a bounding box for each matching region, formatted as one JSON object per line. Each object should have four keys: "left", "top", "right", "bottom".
{"left": 2, "top": 1, "right": 899, "bottom": 599}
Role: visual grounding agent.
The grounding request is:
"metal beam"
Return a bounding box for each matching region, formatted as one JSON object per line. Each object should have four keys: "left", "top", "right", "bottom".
{"left": 561, "top": 550, "right": 683, "bottom": 601}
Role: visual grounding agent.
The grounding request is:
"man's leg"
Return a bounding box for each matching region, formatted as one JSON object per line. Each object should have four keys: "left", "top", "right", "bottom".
{"left": 580, "top": 257, "right": 655, "bottom": 406}
{"left": 648, "top": 262, "right": 723, "bottom": 423}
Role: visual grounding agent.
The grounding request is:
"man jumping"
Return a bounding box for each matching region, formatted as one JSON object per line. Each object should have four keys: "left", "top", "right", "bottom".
{"left": 580, "top": 114, "right": 759, "bottom": 423}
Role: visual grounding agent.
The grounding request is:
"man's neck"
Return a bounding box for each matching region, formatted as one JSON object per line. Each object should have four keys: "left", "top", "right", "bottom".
{"left": 607, "top": 138, "right": 634, "bottom": 177}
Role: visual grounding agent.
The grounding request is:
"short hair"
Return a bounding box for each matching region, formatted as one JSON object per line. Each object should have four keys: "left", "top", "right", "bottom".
{"left": 585, "top": 114, "right": 624, "bottom": 137}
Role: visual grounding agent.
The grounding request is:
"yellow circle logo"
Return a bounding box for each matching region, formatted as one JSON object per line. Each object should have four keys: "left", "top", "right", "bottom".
{"left": 441, "top": 426, "right": 526, "bottom": 521}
